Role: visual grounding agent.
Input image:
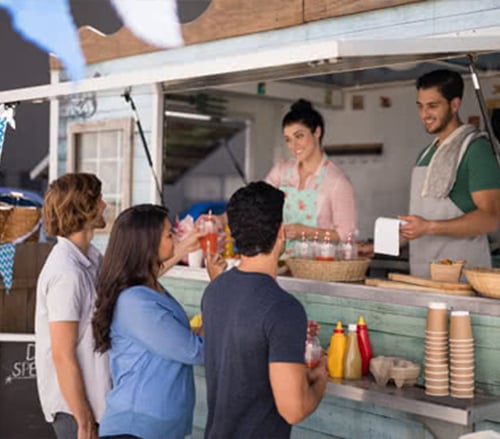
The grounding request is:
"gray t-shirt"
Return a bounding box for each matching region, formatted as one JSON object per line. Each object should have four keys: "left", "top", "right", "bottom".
{"left": 35, "top": 237, "right": 111, "bottom": 423}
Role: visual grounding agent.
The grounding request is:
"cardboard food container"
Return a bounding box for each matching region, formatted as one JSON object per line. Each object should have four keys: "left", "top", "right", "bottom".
{"left": 430, "top": 259, "right": 465, "bottom": 283}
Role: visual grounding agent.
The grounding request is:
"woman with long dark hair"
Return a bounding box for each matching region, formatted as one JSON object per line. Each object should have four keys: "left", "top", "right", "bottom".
{"left": 93, "top": 204, "right": 204, "bottom": 439}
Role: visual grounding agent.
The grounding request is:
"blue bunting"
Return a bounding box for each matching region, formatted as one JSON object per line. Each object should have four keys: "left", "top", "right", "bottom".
{"left": 0, "top": 243, "right": 16, "bottom": 294}
{"left": 0, "top": 0, "right": 85, "bottom": 81}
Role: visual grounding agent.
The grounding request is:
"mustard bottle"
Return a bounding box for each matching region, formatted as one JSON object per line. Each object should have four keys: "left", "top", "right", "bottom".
{"left": 344, "top": 323, "right": 362, "bottom": 380}
{"left": 222, "top": 224, "right": 234, "bottom": 258}
{"left": 327, "top": 320, "right": 346, "bottom": 378}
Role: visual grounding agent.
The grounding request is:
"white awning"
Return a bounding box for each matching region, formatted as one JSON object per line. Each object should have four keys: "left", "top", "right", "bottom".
{"left": 0, "top": 35, "right": 499, "bottom": 103}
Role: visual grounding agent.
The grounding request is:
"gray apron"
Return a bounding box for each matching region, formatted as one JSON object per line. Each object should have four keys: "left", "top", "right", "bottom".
{"left": 409, "top": 141, "right": 491, "bottom": 278}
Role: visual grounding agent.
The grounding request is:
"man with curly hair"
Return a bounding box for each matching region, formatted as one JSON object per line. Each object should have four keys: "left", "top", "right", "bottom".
{"left": 35, "top": 173, "right": 111, "bottom": 439}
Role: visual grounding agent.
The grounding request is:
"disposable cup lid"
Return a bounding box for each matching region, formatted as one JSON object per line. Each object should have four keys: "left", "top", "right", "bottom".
{"left": 429, "top": 302, "right": 448, "bottom": 310}
{"left": 451, "top": 310, "right": 470, "bottom": 317}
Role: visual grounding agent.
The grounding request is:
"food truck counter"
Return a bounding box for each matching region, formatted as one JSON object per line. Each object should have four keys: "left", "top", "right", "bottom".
{"left": 161, "top": 265, "right": 500, "bottom": 439}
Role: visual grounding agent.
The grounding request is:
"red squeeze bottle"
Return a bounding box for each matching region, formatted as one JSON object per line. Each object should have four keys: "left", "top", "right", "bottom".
{"left": 357, "top": 316, "right": 373, "bottom": 376}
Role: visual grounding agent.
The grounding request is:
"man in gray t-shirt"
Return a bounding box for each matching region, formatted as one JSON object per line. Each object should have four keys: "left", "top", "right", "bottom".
{"left": 35, "top": 173, "right": 111, "bottom": 439}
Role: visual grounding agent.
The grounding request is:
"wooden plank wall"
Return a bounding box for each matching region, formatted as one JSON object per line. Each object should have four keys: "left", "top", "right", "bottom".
{"left": 161, "top": 275, "right": 500, "bottom": 438}
{"left": 304, "top": 0, "right": 424, "bottom": 22}
{"left": 51, "top": 0, "right": 426, "bottom": 68}
{"left": 0, "top": 243, "right": 53, "bottom": 333}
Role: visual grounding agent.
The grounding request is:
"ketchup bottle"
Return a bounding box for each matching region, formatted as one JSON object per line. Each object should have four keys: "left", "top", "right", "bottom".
{"left": 357, "top": 316, "right": 373, "bottom": 376}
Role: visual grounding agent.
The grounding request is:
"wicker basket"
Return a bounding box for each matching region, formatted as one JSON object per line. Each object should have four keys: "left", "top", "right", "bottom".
{"left": 0, "top": 206, "right": 41, "bottom": 244}
{"left": 430, "top": 260, "right": 465, "bottom": 283}
{"left": 464, "top": 267, "right": 500, "bottom": 299}
{"left": 286, "top": 257, "right": 371, "bottom": 282}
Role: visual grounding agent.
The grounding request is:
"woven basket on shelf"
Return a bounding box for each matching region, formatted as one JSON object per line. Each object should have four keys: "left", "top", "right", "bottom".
{"left": 286, "top": 258, "right": 371, "bottom": 282}
{"left": 430, "top": 260, "right": 465, "bottom": 283}
{"left": 0, "top": 206, "right": 41, "bottom": 244}
{"left": 464, "top": 267, "right": 500, "bottom": 299}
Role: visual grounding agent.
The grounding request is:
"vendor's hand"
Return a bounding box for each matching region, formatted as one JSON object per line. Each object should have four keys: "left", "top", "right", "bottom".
{"left": 175, "top": 230, "right": 203, "bottom": 255}
{"left": 195, "top": 213, "right": 226, "bottom": 231}
{"left": 284, "top": 223, "right": 309, "bottom": 240}
{"left": 398, "top": 215, "right": 430, "bottom": 241}
{"left": 206, "top": 253, "right": 227, "bottom": 280}
{"left": 158, "top": 230, "right": 203, "bottom": 276}
{"left": 358, "top": 242, "right": 374, "bottom": 258}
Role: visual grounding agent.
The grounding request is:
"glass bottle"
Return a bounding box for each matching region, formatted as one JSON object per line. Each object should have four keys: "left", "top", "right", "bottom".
{"left": 304, "top": 332, "right": 322, "bottom": 368}
{"left": 295, "top": 231, "right": 310, "bottom": 259}
{"left": 343, "top": 232, "right": 358, "bottom": 260}
{"left": 310, "top": 231, "right": 320, "bottom": 259}
{"left": 316, "top": 231, "right": 335, "bottom": 261}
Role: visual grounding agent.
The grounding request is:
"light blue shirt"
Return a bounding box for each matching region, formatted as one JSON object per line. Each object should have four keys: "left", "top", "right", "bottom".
{"left": 99, "top": 285, "right": 204, "bottom": 439}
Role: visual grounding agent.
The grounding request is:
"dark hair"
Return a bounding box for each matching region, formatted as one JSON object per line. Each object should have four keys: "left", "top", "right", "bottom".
{"left": 43, "top": 173, "right": 102, "bottom": 237}
{"left": 282, "top": 99, "right": 325, "bottom": 142}
{"left": 227, "top": 181, "right": 284, "bottom": 257}
{"left": 93, "top": 204, "right": 170, "bottom": 352}
{"left": 416, "top": 69, "right": 464, "bottom": 101}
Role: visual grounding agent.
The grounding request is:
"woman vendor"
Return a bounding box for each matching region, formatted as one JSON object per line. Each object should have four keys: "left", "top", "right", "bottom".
{"left": 265, "top": 99, "right": 358, "bottom": 256}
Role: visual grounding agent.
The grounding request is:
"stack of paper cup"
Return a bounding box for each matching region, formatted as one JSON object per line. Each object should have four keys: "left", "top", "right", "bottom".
{"left": 425, "top": 302, "right": 449, "bottom": 396}
{"left": 449, "top": 310, "right": 474, "bottom": 398}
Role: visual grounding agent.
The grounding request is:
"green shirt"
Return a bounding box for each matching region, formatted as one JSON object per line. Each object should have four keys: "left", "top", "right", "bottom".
{"left": 417, "top": 137, "right": 500, "bottom": 213}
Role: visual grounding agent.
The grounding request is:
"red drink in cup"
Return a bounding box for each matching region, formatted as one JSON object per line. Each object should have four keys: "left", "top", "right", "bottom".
{"left": 200, "top": 232, "right": 218, "bottom": 254}
{"left": 199, "top": 213, "right": 218, "bottom": 254}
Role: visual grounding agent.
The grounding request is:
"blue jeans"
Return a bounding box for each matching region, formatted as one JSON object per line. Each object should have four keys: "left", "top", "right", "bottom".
{"left": 52, "top": 412, "right": 100, "bottom": 439}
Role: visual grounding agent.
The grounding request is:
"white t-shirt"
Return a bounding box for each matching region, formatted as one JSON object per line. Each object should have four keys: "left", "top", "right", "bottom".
{"left": 35, "top": 237, "right": 111, "bottom": 423}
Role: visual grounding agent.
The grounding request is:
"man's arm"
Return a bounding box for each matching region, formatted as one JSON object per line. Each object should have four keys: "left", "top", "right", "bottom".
{"left": 399, "top": 188, "right": 500, "bottom": 240}
{"left": 50, "top": 322, "right": 97, "bottom": 439}
{"left": 269, "top": 357, "right": 327, "bottom": 424}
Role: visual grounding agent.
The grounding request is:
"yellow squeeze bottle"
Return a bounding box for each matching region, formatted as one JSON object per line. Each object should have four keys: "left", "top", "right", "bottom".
{"left": 327, "top": 320, "right": 347, "bottom": 378}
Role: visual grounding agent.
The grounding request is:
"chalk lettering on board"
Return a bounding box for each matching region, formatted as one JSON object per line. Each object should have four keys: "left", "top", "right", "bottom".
{"left": 5, "top": 342, "right": 37, "bottom": 384}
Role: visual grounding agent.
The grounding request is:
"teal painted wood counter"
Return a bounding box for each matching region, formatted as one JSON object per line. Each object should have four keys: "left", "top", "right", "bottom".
{"left": 160, "top": 266, "right": 500, "bottom": 439}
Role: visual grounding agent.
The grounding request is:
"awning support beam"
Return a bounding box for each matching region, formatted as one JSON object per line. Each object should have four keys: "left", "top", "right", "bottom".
{"left": 467, "top": 54, "right": 500, "bottom": 165}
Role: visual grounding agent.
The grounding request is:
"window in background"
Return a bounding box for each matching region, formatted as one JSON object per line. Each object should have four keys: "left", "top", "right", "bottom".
{"left": 67, "top": 118, "right": 133, "bottom": 232}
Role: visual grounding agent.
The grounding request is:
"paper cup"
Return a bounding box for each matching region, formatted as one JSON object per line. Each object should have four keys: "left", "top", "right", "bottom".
{"left": 426, "top": 330, "right": 448, "bottom": 336}
{"left": 450, "top": 351, "right": 474, "bottom": 361}
{"left": 426, "top": 364, "right": 449, "bottom": 373}
{"left": 450, "top": 387, "right": 474, "bottom": 398}
{"left": 188, "top": 249, "right": 204, "bottom": 268}
{"left": 426, "top": 347, "right": 448, "bottom": 353}
{"left": 449, "top": 311, "right": 473, "bottom": 339}
{"left": 450, "top": 346, "right": 474, "bottom": 353}
{"left": 426, "top": 341, "right": 448, "bottom": 348}
{"left": 449, "top": 338, "right": 473, "bottom": 345}
{"left": 425, "top": 377, "right": 449, "bottom": 384}
{"left": 450, "top": 366, "right": 474, "bottom": 373}
{"left": 425, "top": 385, "right": 449, "bottom": 396}
{"left": 450, "top": 378, "right": 474, "bottom": 387}
{"left": 427, "top": 303, "right": 449, "bottom": 332}
{"left": 450, "top": 359, "right": 474, "bottom": 366}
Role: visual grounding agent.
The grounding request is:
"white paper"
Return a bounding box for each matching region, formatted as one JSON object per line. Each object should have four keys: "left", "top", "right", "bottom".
{"left": 374, "top": 217, "right": 401, "bottom": 256}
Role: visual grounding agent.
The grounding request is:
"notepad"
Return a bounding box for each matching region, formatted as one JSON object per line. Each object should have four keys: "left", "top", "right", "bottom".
{"left": 374, "top": 217, "right": 401, "bottom": 256}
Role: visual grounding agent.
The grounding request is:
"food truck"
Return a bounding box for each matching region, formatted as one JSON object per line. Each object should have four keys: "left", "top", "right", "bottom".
{"left": 1, "top": 0, "right": 500, "bottom": 437}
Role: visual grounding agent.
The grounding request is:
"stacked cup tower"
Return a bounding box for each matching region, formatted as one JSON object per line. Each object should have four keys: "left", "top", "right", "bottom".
{"left": 449, "top": 311, "right": 475, "bottom": 398}
{"left": 425, "top": 302, "right": 449, "bottom": 396}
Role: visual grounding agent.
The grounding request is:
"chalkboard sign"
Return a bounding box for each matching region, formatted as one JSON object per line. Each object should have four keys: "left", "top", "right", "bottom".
{"left": 0, "top": 340, "right": 54, "bottom": 438}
